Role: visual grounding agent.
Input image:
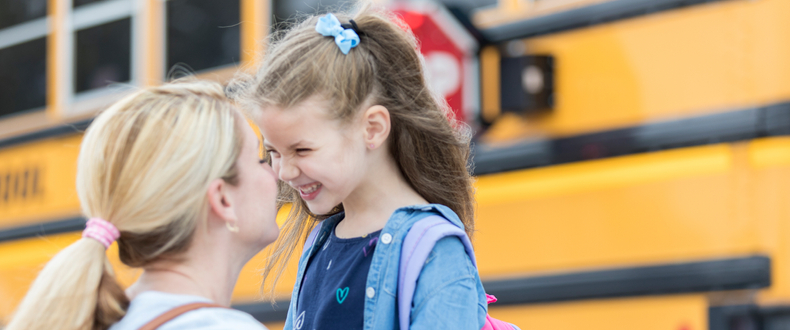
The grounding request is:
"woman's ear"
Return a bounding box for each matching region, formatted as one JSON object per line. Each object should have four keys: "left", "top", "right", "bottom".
{"left": 362, "top": 105, "right": 391, "bottom": 149}
{"left": 206, "top": 178, "right": 238, "bottom": 226}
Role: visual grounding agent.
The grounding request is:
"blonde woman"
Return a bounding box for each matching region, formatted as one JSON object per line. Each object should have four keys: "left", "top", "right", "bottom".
{"left": 5, "top": 81, "right": 279, "bottom": 330}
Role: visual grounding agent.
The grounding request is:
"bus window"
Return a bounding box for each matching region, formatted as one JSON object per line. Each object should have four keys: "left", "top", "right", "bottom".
{"left": 75, "top": 18, "right": 132, "bottom": 93}
{"left": 166, "top": 0, "right": 241, "bottom": 73}
{"left": 0, "top": 38, "right": 46, "bottom": 117}
{"left": 272, "top": 0, "right": 350, "bottom": 29}
{"left": 73, "top": 0, "right": 108, "bottom": 9}
{"left": 0, "top": 0, "right": 46, "bottom": 30}
{"left": 0, "top": 0, "right": 47, "bottom": 118}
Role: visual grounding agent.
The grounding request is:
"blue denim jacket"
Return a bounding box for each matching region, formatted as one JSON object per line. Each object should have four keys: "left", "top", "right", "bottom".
{"left": 283, "top": 204, "right": 488, "bottom": 330}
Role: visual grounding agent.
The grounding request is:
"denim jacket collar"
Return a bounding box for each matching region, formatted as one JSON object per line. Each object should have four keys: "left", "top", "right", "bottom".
{"left": 302, "top": 204, "right": 464, "bottom": 261}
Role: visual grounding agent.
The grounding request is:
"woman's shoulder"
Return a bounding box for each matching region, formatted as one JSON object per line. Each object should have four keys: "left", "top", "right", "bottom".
{"left": 160, "top": 306, "right": 267, "bottom": 330}
{"left": 110, "top": 291, "right": 267, "bottom": 330}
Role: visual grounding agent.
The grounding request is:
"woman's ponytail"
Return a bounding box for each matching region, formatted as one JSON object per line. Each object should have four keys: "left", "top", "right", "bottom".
{"left": 6, "top": 80, "right": 244, "bottom": 330}
{"left": 5, "top": 239, "right": 128, "bottom": 330}
{"left": 95, "top": 260, "right": 128, "bottom": 329}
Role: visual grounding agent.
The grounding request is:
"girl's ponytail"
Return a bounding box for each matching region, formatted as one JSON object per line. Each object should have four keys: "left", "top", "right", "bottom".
{"left": 5, "top": 239, "right": 127, "bottom": 330}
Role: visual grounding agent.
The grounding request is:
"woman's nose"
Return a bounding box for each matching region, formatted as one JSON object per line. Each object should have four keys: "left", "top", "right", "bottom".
{"left": 263, "top": 163, "right": 276, "bottom": 177}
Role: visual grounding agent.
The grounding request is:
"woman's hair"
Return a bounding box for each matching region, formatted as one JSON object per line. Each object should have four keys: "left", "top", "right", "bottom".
{"left": 242, "top": 4, "right": 475, "bottom": 298}
{"left": 5, "top": 81, "right": 244, "bottom": 330}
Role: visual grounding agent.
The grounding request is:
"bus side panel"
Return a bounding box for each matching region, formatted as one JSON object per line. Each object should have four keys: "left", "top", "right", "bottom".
{"left": 475, "top": 138, "right": 790, "bottom": 303}
{"left": 496, "top": 0, "right": 790, "bottom": 136}
{"left": 0, "top": 135, "right": 82, "bottom": 228}
{"left": 749, "top": 137, "right": 790, "bottom": 303}
{"left": 475, "top": 144, "right": 752, "bottom": 277}
{"left": 487, "top": 294, "right": 707, "bottom": 330}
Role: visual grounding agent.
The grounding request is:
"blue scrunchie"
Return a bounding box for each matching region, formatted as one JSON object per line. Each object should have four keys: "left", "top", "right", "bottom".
{"left": 315, "top": 13, "right": 360, "bottom": 55}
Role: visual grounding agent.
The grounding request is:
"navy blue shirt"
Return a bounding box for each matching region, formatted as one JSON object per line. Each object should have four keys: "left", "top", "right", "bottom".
{"left": 294, "top": 221, "right": 381, "bottom": 330}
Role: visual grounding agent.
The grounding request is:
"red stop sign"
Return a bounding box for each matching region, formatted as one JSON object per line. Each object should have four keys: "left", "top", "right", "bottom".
{"left": 391, "top": 3, "right": 478, "bottom": 123}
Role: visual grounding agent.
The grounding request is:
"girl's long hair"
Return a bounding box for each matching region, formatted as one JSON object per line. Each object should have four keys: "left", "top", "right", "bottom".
{"left": 5, "top": 81, "right": 244, "bottom": 330}
{"left": 241, "top": 4, "right": 475, "bottom": 299}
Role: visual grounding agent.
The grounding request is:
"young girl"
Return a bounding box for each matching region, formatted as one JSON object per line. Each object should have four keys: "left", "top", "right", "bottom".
{"left": 6, "top": 81, "right": 280, "bottom": 330}
{"left": 245, "top": 5, "right": 487, "bottom": 330}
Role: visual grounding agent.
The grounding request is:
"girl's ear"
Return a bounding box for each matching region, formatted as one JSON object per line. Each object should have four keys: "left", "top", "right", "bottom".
{"left": 206, "top": 178, "right": 238, "bottom": 226}
{"left": 362, "top": 105, "right": 391, "bottom": 149}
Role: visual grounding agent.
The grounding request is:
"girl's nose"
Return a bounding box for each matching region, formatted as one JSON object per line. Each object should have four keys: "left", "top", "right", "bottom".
{"left": 279, "top": 159, "right": 300, "bottom": 182}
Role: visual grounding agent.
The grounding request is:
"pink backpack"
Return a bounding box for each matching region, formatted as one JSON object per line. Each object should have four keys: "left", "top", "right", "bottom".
{"left": 398, "top": 215, "right": 518, "bottom": 330}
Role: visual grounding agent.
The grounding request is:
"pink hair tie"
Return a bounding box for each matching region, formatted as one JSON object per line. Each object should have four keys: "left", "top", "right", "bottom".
{"left": 82, "top": 218, "right": 120, "bottom": 249}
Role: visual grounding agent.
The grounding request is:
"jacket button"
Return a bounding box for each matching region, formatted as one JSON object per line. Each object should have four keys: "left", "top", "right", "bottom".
{"left": 366, "top": 287, "right": 376, "bottom": 298}
{"left": 381, "top": 233, "right": 392, "bottom": 244}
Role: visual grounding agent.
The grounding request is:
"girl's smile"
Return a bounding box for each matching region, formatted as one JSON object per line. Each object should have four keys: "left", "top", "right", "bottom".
{"left": 297, "top": 182, "right": 323, "bottom": 200}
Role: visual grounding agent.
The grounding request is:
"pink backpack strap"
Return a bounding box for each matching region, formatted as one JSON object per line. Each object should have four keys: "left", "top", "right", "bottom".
{"left": 398, "top": 215, "right": 517, "bottom": 330}
{"left": 302, "top": 222, "right": 324, "bottom": 254}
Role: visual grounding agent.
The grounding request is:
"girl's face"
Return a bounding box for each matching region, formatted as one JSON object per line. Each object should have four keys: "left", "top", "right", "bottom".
{"left": 227, "top": 119, "right": 281, "bottom": 249}
{"left": 259, "top": 97, "right": 367, "bottom": 215}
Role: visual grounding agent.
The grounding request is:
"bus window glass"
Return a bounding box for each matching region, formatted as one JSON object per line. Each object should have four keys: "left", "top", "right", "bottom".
{"left": 0, "top": 0, "right": 47, "bottom": 30}
{"left": 73, "top": 0, "right": 109, "bottom": 8}
{"left": 166, "top": 0, "right": 240, "bottom": 73}
{"left": 436, "top": 0, "right": 496, "bottom": 19}
{"left": 271, "top": 0, "right": 492, "bottom": 27}
{"left": 0, "top": 37, "right": 46, "bottom": 117}
{"left": 74, "top": 18, "right": 132, "bottom": 93}
{"left": 272, "top": 0, "right": 348, "bottom": 28}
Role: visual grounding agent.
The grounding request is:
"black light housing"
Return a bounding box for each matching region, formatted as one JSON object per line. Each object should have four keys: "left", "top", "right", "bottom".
{"left": 500, "top": 55, "right": 554, "bottom": 114}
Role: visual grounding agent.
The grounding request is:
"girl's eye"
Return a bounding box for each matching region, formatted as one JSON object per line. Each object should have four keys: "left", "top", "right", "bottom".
{"left": 296, "top": 148, "right": 311, "bottom": 154}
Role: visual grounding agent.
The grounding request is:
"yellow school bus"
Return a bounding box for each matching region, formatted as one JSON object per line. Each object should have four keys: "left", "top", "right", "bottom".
{"left": 472, "top": 0, "right": 790, "bottom": 329}
{"left": 2, "top": 0, "right": 790, "bottom": 329}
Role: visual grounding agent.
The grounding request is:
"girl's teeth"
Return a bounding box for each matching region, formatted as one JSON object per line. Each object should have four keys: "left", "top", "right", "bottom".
{"left": 300, "top": 184, "right": 320, "bottom": 194}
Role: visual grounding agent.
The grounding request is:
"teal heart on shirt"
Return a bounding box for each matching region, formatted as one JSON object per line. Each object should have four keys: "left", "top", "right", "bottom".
{"left": 336, "top": 287, "right": 349, "bottom": 304}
